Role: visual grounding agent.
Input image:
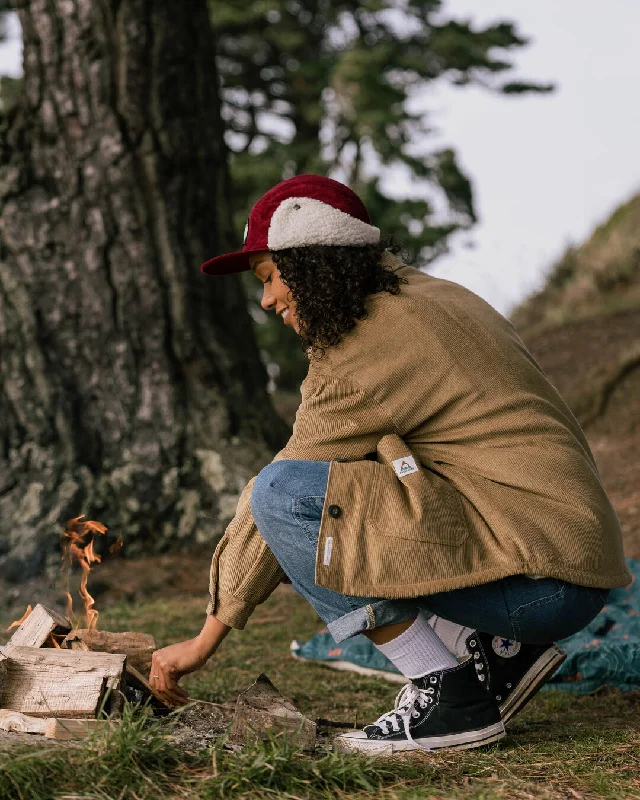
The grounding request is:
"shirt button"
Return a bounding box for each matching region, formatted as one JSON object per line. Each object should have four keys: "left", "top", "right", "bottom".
{"left": 327, "top": 504, "right": 342, "bottom": 519}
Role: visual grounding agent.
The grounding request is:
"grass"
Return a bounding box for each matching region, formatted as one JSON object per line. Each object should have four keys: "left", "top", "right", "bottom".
{"left": 1, "top": 588, "right": 639, "bottom": 799}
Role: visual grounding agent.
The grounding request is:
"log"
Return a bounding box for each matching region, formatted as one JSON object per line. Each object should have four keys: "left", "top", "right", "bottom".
{"left": 8, "top": 604, "right": 71, "bottom": 648}
{"left": 0, "top": 652, "right": 6, "bottom": 690}
{"left": 45, "top": 718, "right": 114, "bottom": 740}
{"left": 0, "top": 710, "right": 113, "bottom": 740}
{"left": 63, "top": 630, "right": 155, "bottom": 673}
{"left": 0, "top": 710, "right": 48, "bottom": 734}
{"left": 230, "top": 674, "right": 316, "bottom": 751}
{"left": 0, "top": 645, "right": 126, "bottom": 718}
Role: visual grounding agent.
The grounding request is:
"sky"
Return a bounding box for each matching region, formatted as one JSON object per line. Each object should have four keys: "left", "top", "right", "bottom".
{"left": 1, "top": 2, "right": 639, "bottom": 314}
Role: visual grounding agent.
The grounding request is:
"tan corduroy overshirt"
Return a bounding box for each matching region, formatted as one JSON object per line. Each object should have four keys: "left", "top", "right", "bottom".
{"left": 206, "top": 252, "right": 631, "bottom": 628}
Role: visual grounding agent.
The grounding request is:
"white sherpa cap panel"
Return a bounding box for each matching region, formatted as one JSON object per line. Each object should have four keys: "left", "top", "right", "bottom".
{"left": 267, "top": 196, "right": 381, "bottom": 250}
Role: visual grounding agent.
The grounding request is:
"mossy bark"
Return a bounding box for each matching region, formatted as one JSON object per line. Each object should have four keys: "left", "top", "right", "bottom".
{"left": 0, "top": 0, "right": 287, "bottom": 581}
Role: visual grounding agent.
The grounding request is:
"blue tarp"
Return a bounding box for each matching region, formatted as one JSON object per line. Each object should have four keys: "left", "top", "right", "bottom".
{"left": 291, "top": 559, "right": 640, "bottom": 694}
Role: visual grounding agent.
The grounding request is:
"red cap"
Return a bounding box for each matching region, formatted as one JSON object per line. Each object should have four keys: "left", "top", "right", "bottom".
{"left": 201, "top": 174, "right": 379, "bottom": 276}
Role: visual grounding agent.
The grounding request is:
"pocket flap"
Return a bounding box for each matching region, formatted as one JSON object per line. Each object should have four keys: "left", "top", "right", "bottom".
{"left": 376, "top": 434, "right": 421, "bottom": 477}
{"left": 371, "top": 434, "right": 469, "bottom": 546}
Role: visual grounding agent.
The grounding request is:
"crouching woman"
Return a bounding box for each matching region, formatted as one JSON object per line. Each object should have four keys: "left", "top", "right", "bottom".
{"left": 150, "top": 175, "right": 630, "bottom": 754}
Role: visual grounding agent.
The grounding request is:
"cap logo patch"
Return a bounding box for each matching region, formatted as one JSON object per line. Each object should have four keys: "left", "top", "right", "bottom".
{"left": 391, "top": 455, "right": 419, "bottom": 477}
{"left": 243, "top": 221, "right": 249, "bottom": 244}
{"left": 492, "top": 637, "right": 521, "bottom": 658}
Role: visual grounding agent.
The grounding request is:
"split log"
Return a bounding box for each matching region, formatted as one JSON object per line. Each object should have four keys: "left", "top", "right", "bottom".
{"left": 45, "top": 718, "right": 114, "bottom": 740}
{"left": 8, "top": 605, "right": 71, "bottom": 648}
{"left": 0, "top": 645, "right": 126, "bottom": 718}
{"left": 0, "top": 710, "right": 48, "bottom": 734}
{"left": 0, "top": 710, "right": 113, "bottom": 740}
{"left": 230, "top": 674, "right": 316, "bottom": 751}
{"left": 63, "top": 630, "right": 155, "bottom": 673}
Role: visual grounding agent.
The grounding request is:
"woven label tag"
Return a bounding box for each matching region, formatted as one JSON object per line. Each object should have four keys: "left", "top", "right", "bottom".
{"left": 391, "top": 455, "right": 419, "bottom": 478}
{"left": 323, "top": 537, "right": 334, "bottom": 566}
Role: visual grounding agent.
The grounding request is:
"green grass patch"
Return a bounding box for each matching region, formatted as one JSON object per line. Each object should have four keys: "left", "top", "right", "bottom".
{"left": 1, "top": 590, "right": 638, "bottom": 799}
{"left": 0, "top": 702, "right": 195, "bottom": 800}
{"left": 201, "top": 735, "right": 406, "bottom": 799}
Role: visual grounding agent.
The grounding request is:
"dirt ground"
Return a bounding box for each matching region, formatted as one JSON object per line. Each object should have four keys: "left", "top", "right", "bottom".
{"left": 522, "top": 307, "right": 640, "bottom": 559}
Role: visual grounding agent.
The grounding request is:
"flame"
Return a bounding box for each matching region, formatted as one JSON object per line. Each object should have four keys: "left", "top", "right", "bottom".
{"left": 6, "top": 604, "right": 33, "bottom": 632}
{"left": 61, "top": 515, "right": 108, "bottom": 631}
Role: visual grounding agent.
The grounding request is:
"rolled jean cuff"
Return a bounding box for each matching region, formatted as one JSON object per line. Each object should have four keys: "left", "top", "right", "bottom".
{"left": 326, "top": 600, "right": 419, "bottom": 644}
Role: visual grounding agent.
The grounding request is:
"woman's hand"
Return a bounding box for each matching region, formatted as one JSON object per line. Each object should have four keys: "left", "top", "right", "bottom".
{"left": 149, "top": 615, "right": 231, "bottom": 707}
{"left": 149, "top": 638, "right": 205, "bottom": 706}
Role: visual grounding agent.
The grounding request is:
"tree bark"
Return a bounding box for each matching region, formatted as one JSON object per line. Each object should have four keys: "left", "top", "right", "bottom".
{"left": 0, "top": 0, "right": 287, "bottom": 582}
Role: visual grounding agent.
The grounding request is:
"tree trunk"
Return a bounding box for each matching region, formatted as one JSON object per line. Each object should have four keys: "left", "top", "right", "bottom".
{"left": 0, "top": 0, "right": 287, "bottom": 582}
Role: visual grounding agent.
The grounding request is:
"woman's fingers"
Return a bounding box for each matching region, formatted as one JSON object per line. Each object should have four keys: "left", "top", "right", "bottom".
{"left": 159, "top": 685, "right": 189, "bottom": 707}
{"left": 149, "top": 667, "right": 189, "bottom": 706}
{"left": 149, "top": 656, "right": 188, "bottom": 705}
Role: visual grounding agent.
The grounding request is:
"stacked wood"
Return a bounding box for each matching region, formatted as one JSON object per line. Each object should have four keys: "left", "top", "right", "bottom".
{"left": 0, "top": 645, "right": 126, "bottom": 717}
{"left": 8, "top": 604, "right": 71, "bottom": 647}
{"left": 62, "top": 631, "right": 170, "bottom": 710}
{"left": 0, "top": 603, "right": 169, "bottom": 737}
{"left": 45, "top": 718, "right": 113, "bottom": 740}
{"left": 230, "top": 674, "right": 316, "bottom": 751}
{"left": 63, "top": 629, "right": 155, "bottom": 673}
{"left": 0, "top": 710, "right": 48, "bottom": 734}
{"left": 0, "top": 709, "right": 113, "bottom": 740}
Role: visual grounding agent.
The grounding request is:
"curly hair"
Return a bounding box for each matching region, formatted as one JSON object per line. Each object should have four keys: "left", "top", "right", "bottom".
{"left": 272, "top": 235, "right": 407, "bottom": 357}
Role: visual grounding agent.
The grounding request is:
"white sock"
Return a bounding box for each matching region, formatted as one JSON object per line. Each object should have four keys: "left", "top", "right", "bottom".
{"left": 427, "top": 615, "right": 475, "bottom": 658}
{"left": 374, "top": 612, "right": 458, "bottom": 679}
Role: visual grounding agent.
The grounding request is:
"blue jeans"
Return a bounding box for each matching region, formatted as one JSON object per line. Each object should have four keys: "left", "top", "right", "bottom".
{"left": 251, "top": 460, "right": 608, "bottom": 644}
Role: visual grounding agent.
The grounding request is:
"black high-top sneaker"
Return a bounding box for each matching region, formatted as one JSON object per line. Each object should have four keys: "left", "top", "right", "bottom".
{"left": 334, "top": 658, "right": 505, "bottom": 754}
{"left": 465, "top": 632, "right": 566, "bottom": 724}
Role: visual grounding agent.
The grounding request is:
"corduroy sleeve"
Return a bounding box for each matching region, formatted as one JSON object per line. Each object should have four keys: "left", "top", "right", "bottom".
{"left": 206, "top": 371, "right": 394, "bottom": 628}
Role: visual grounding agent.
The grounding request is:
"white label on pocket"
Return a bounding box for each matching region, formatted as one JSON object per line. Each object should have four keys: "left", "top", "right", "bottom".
{"left": 323, "top": 537, "right": 334, "bottom": 566}
{"left": 391, "top": 455, "right": 419, "bottom": 477}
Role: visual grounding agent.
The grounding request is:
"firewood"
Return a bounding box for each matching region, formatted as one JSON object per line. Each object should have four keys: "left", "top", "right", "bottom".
{"left": 0, "top": 710, "right": 114, "bottom": 740}
{"left": 0, "top": 645, "right": 126, "bottom": 718}
{"left": 0, "top": 709, "right": 48, "bottom": 734}
{"left": 8, "top": 604, "right": 71, "bottom": 648}
{"left": 230, "top": 674, "right": 316, "bottom": 751}
{"left": 63, "top": 629, "right": 155, "bottom": 673}
{"left": 44, "top": 718, "right": 114, "bottom": 740}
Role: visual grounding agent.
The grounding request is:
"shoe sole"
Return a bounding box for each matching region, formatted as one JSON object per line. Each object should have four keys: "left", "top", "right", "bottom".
{"left": 334, "top": 721, "right": 506, "bottom": 755}
{"left": 500, "top": 645, "right": 566, "bottom": 724}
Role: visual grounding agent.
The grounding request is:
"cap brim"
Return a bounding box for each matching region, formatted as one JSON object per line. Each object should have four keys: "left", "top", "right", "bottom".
{"left": 201, "top": 249, "right": 257, "bottom": 276}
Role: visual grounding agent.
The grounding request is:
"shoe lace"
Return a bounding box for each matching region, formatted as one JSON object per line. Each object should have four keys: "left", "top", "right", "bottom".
{"left": 372, "top": 682, "right": 436, "bottom": 749}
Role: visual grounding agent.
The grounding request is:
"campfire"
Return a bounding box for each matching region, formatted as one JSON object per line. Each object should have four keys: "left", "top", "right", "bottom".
{"left": 0, "top": 517, "right": 323, "bottom": 750}
{"left": 0, "top": 516, "right": 163, "bottom": 740}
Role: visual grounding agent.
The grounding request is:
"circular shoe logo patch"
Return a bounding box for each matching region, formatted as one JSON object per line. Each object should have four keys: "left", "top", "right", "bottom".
{"left": 492, "top": 637, "right": 521, "bottom": 658}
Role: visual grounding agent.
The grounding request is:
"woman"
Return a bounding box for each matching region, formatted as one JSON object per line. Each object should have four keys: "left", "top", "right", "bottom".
{"left": 150, "top": 175, "right": 630, "bottom": 754}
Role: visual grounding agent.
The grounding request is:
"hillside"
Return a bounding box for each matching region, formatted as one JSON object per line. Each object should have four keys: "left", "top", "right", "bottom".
{"left": 512, "top": 193, "right": 640, "bottom": 558}
{"left": 512, "top": 193, "right": 640, "bottom": 332}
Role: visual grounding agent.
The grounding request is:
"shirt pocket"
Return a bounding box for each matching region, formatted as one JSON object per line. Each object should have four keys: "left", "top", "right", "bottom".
{"left": 367, "top": 434, "right": 469, "bottom": 546}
